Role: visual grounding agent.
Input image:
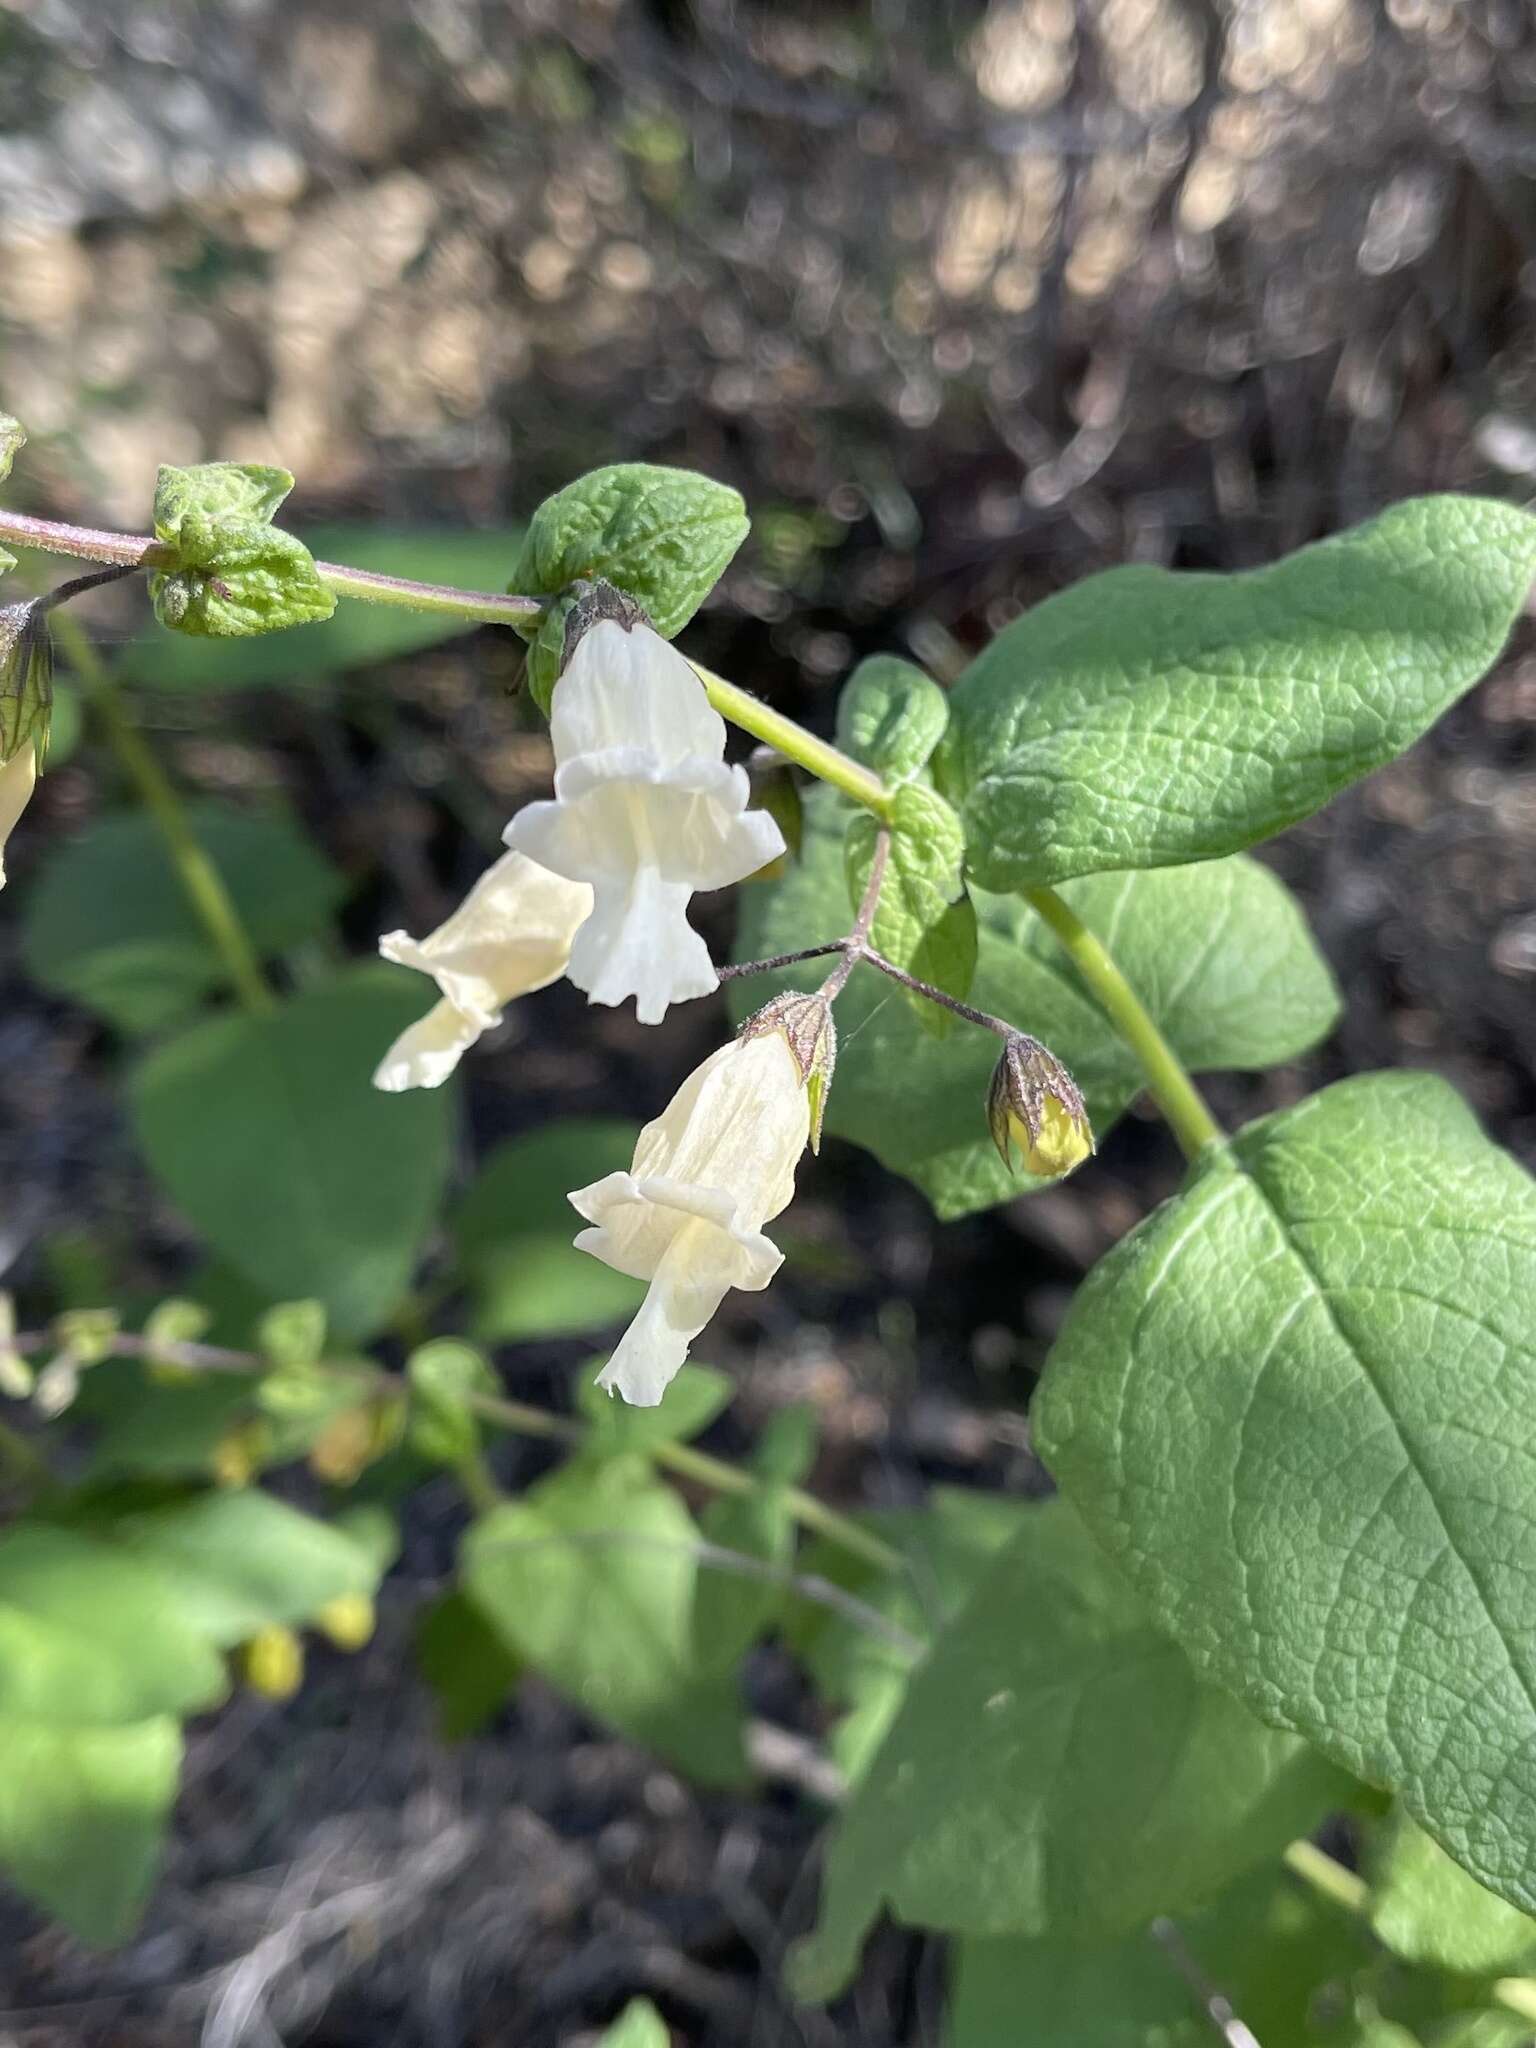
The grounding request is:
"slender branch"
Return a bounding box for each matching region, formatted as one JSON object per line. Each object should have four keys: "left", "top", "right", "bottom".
{"left": 716, "top": 942, "right": 845, "bottom": 983}
{"left": 820, "top": 828, "right": 890, "bottom": 1000}
{"left": 689, "top": 661, "right": 893, "bottom": 819}
{"left": 51, "top": 612, "right": 277, "bottom": 1015}
{"left": 1022, "top": 884, "right": 1224, "bottom": 1161}
{"left": 0, "top": 507, "right": 544, "bottom": 627}
{"left": 861, "top": 947, "right": 1013, "bottom": 1035}
{"left": 1148, "top": 1917, "right": 1262, "bottom": 2048}
{"left": 3, "top": 1327, "right": 904, "bottom": 1578}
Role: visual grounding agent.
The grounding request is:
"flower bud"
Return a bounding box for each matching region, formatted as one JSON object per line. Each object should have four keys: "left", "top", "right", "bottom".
{"left": 738, "top": 991, "right": 837, "bottom": 1152}
{"left": 238, "top": 1625, "right": 305, "bottom": 1700}
{"left": 314, "top": 1592, "right": 376, "bottom": 1652}
{"left": 987, "top": 1033, "right": 1093, "bottom": 1180}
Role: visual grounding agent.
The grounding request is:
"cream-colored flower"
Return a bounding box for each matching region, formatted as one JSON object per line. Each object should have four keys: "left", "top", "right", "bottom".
{"left": 0, "top": 741, "right": 37, "bottom": 890}
{"left": 570, "top": 1032, "right": 811, "bottom": 1405}
{"left": 505, "top": 618, "right": 784, "bottom": 1025}
{"left": 373, "top": 848, "right": 593, "bottom": 1091}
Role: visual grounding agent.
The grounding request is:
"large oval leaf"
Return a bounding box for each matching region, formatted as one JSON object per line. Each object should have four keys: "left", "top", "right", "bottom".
{"left": 942, "top": 496, "right": 1536, "bottom": 889}
{"left": 130, "top": 967, "right": 451, "bottom": 1338}
{"left": 1036, "top": 1073, "right": 1536, "bottom": 1916}
{"left": 733, "top": 791, "right": 1339, "bottom": 1217}
{"left": 791, "top": 1499, "right": 1348, "bottom": 1998}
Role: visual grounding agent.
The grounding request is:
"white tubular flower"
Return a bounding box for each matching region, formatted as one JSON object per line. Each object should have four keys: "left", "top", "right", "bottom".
{"left": 0, "top": 741, "right": 36, "bottom": 890}
{"left": 373, "top": 848, "right": 593, "bottom": 1091}
{"left": 570, "top": 1031, "right": 811, "bottom": 1406}
{"left": 505, "top": 618, "right": 784, "bottom": 1025}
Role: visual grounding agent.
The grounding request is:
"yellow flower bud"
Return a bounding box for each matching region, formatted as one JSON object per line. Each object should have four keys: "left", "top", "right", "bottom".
{"left": 988, "top": 1034, "right": 1093, "bottom": 1179}
{"left": 238, "top": 1625, "right": 304, "bottom": 1700}
{"left": 211, "top": 1423, "right": 267, "bottom": 1489}
{"left": 314, "top": 1593, "right": 376, "bottom": 1652}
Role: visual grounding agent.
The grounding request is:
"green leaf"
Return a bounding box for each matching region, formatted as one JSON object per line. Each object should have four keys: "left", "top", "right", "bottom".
{"left": 130, "top": 967, "right": 452, "bottom": 1339}
{"left": 150, "top": 517, "right": 336, "bottom": 638}
{"left": 733, "top": 791, "right": 1339, "bottom": 1218}
{"left": 153, "top": 460, "right": 295, "bottom": 533}
{"left": 834, "top": 655, "right": 949, "bottom": 785}
{"left": 463, "top": 1459, "right": 747, "bottom": 1786}
{"left": 1370, "top": 1811, "right": 1536, "bottom": 1976}
{"left": 793, "top": 1499, "right": 1345, "bottom": 1998}
{"left": 509, "top": 463, "right": 748, "bottom": 638}
{"left": 122, "top": 526, "right": 525, "bottom": 691}
{"left": 0, "top": 1526, "right": 227, "bottom": 1724}
{"left": 454, "top": 1121, "right": 645, "bottom": 1341}
{"left": 1035, "top": 1071, "right": 1536, "bottom": 1919}
{"left": 522, "top": 590, "right": 578, "bottom": 718}
{"left": 942, "top": 496, "right": 1536, "bottom": 889}
{"left": 414, "top": 1588, "right": 521, "bottom": 1740}
{"left": 407, "top": 1339, "right": 498, "bottom": 1467}
{"left": 22, "top": 802, "right": 346, "bottom": 1034}
{"left": 0, "top": 412, "right": 23, "bottom": 482}
{"left": 788, "top": 1488, "right": 1031, "bottom": 1786}
{"left": 106, "top": 1489, "right": 381, "bottom": 1646}
{"left": 84, "top": 1362, "right": 257, "bottom": 1480}
{"left": 597, "top": 1998, "right": 671, "bottom": 2048}
{"left": 0, "top": 1715, "right": 180, "bottom": 1944}
{"left": 846, "top": 781, "right": 977, "bottom": 1031}
{"left": 575, "top": 1360, "right": 733, "bottom": 1454}
{"left": 949, "top": 1863, "right": 1374, "bottom": 2048}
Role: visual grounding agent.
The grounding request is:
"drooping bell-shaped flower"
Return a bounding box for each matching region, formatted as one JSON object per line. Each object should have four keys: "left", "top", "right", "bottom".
{"left": 373, "top": 848, "right": 593, "bottom": 1091}
{"left": 505, "top": 617, "right": 784, "bottom": 1025}
{"left": 987, "top": 1031, "right": 1093, "bottom": 1178}
{"left": 570, "top": 1029, "right": 812, "bottom": 1406}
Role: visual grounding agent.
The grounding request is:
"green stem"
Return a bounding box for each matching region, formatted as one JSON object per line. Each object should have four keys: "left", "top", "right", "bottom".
{"left": 1021, "top": 884, "right": 1223, "bottom": 1162}
{"left": 1283, "top": 1839, "right": 1536, "bottom": 2029}
{"left": 690, "top": 662, "right": 893, "bottom": 819}
{"left": 52, "top": 612, "right": 276, "bottom": 1015}
{"left": 0, "top": 508, "right": 544, "bottom": 628}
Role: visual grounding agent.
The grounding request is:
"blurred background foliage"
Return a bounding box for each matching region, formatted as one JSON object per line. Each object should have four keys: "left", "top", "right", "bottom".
{"left": 3, "top": 1, "right": 1536, "bottom": 2042}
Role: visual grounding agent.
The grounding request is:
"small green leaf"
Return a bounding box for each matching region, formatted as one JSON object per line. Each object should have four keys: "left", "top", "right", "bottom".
{"left": 834, "top": 655, "right": 949, "bottom": 786}
{"left": 407, "top": 1339, "right": 498, "bottom": 1467}
{"left": 123, "top": 526, "right": 526, "bottom": 691}
{"left": 1036, "top": 1072, "right": 1536, "bottom": 1919}
{"left": 454, "top": 1121, "right": 645, "bottom": 1342}
{"left": 130, "top": 967, "right": 452, "bottom": 1339}
{"left": 463, "top": 1459, "right": 746, "bottom": 1785}
{"left": 1370, "top": 1811, "right": 1536, "bottom": 1976}
{"left": 734, "top": 790, "right": 1339, "bottom": 1217}
{"left": 509, "top": 463, "right": 748, "bottom": 639}
{"left": 23, "top": 803, "right": 345, "bottom": 1034}
{"left": 153, "top": 461, "right": 295, "bottom": 534}
{"left": 0, "top": 1715, "right": 181, "bottom": 1944}
{"left": 943, "top": 495, "right": 1536, "bottom": 888}
{"left": 106, "top": 1489, "right": 381, "bottom": 1646}
{"left": 845, "top": 781, "right": 977, "bottom": 1031}
{"left": 597, "top": 1997, "right": 671, "bottom": 2048}
{"left": 414, "top": 1589, "right": 521, "bottom": 1740}
{"left": 256, "top": 1299, "right": 327, "bottom": 1371}
{"left": 150, "top": 517, "right": 335, "bottom": 638}
{"left": 792, "top": 1498, "right": 1347, "bottom": 1997}
{"left": 0, "top": 413, "right": 24, "bottom": 483}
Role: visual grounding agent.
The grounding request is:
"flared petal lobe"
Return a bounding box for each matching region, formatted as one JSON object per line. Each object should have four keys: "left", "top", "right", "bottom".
{"left": 372, "top": 848, "right": 592, "bottom": 1090}
{"left": 571, "top": 1034, "right": 811, "bottom": 1405}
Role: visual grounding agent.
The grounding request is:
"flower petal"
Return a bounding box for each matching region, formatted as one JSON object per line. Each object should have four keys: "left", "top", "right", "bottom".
{"left": 372, "top": 997, "right": 485, "bottom": 1092}
{"left": 566, "top": 866, "right": 717, "bottom": 1025}
{"left": 552, "top": 619, "right": 725, "bottom": 768}
{"left": 0, "top": 741, "right": 37, "bottom": 890}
